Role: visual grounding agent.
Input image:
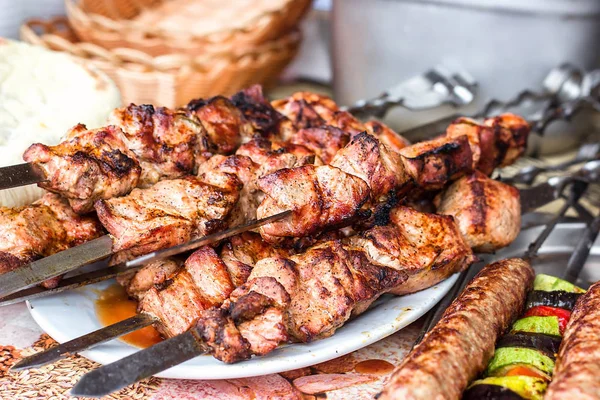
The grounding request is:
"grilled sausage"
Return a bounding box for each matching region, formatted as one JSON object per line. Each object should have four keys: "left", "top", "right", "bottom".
{"left": 378, "top": 258, "right": 535, "bottom": 400}
{"left": 545, "top": 280, "right": 600, "bottom": 400}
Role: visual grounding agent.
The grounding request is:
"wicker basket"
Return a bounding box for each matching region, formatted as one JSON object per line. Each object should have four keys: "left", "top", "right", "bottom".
{"left": 21, "top": 18, "right": 301, "bottom": 108}
{"left": 65, "top": 0, "right": 312, "bottom": 56}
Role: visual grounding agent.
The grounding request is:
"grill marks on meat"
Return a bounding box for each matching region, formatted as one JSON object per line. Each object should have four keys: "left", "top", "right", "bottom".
{"left": 257, "top": 165, "right": 371, "bottom": 243}
{"left": 349, "top": 206, "right": 475, "bottom": 295}
{"left": 378, "top": 258, "right": 534, "bottom": 400}
{"left": 435, "top": 171, "right": 521, "bottom": 252}
{"left": 0, "top": 193, "right": 103, "bottom": 288}
{"left": 23, "top": 125, "right": 141, "bottom": 213}
{"left": 108, "top": 104, "right": 205, "bottom": 186}
{"left": 399, "top": 135, "right": 473, "bottom": 190}
{"left": 96, "top": 176, "right": 240, "bottom": 260}
{"left": 545, "top": 281, "right": 600, "bottom": 400}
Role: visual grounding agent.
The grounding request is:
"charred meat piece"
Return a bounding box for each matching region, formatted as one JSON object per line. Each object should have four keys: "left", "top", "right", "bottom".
{"left": 271, "top": 92, "right": 338, "bottom": 129}
{"left": 399, "top": 134, "right": 474, "bottom": 190}
{"left": 330, "top": 132, "right": 411, "bottom": 200}
{"left": 257, "top": 165, "right": 371, "bottom": 243}
{"left": 96, "top": 176, "right": 240, "bottom": 260}
{"left": 378, "top": 258, "right": 534, "bottom": 400}
{"left": 545, "top": 280, "right": 600, "bottom": 400}
{"left": 0, "top": 193, "right": 103, "bottom": 288}
{"left": 349, "top": 205, "right": 475, "bottom": 295}
{"left": 109, "top": 104, "right": 205, "bottom": 186}
{"left": 23, "top": 124, "right": 141, "bottom": 214}
{"left": 186, "top": 96, "right": 253, "bottom": 155}
{"left": 484, "top": 113, "right": 530, "bottom": 168}
{"left": 290, "top": 126, "right": 350, "bottom": 164}
{"left": 435, "top": 171, "right": 521, "bottom": 252}
{"left": 364, "top": 120, "right": 410, "bottom": 153}
{"left": 230, "top": 85, "right": 296, "bottom": 141}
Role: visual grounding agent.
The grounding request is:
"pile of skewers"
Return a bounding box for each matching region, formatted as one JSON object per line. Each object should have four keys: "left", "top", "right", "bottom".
{"left": 0, "top": 84, "right": 534, "bottom": 396}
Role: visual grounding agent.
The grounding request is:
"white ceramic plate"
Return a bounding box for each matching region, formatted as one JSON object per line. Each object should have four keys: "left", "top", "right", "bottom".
{"left": 27, "top": 273, "right": 458, "bottom": 380}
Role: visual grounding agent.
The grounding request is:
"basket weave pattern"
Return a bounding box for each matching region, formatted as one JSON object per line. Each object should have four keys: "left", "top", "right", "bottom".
{"left": 66, "top": 0, "right": 311, "bottom": 56}
{"left": 21, "top": 18, "right": 301, "bottom": 107}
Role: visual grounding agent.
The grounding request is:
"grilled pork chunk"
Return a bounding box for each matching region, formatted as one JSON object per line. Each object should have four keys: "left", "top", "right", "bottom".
{"left": 23, "top": 125, "right": 141, "bottom": 214}
{"left": 139, "top": 232, "right": 292, "bottom": 339}
{"left": 187, "top": 96, "right": 253, "bottom": 156}
{"left": 350, "top": 206, "right": 476, "bottom": 295}
{"left": 330, "top": 132, "right": 411, "bottom": 199}
{"left": 96, "top": 176, "right": 240, "bottom": 261}
{"left": 230, "top": 85, "right": 297, "bottom": 141}
{"left": 364, "top": 120, "right": 410, "bottom": 153}
{"left": 116, "top": 258, "right": 182, "bottom": 301}
{"left": 108, "top": 104, "right": 205, "bottom": 187}
{"left": 436, "top": 171, "right": 521, "bottom": 252}
{"left": 289, "top": 126, "right": 350, "bottom": 164}
{"left": 257, "top": 165, "right": 371, "bottom": 243}
{"left": 0, "top": 193, "right": 103, "bottom": 288}
{"left": 399, "top": 134, "right": 473, "bottom": 190}
{"left": 446, "top": 114, "right": 529, "bottom": 175}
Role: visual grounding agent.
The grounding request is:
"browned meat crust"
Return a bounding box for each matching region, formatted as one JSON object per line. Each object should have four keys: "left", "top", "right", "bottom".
{"left": 290, "top": 126, "right": 350, "bottom": 164}
{"left": 350, "top": 206, "right": 475, "bottom": 295}
{"left": 257, "top": 165, "right": 370, "bottom": 242}
{"left": 545, "top": 280, "right": 600, "bottom": 400}
{"left": 271, "top": 92, "right": 338, "bottom": 129}
{"left": 108, "top": 104, "right": 205, "bottom": 186}
{"left": 23, "top": 124, "right": 142, "bottom": 214}
{"left": 116, "top": 258, "right": 182, "bottom": 301}
{"left": 378, "top": 258, "right": 534, "bottom": 400}
{"left": 364, "top": 120, "right": 410, "bottom": 153}
{"left": 435, "top": 171, "right": 521, "bottom": 252}
{"left": 0, "top": 193, "right": 104, "bottom": 287}
{"left": 230, "top": 85, "right": 297, "bottom": 141}
{"left": 399, "top": 135, "right": 473, "bottom": 190}
{"left": 186, "top": 96, "right": 253, "bottom": 156}
{"left": 95, "top": 176, "right": 240, "bottom": 259}
{"left": 331, "top": 132, "right": 411, "bottom": 199}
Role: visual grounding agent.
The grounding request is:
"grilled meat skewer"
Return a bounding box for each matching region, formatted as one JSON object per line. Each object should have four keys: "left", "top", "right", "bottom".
{"left": 257, "top": 113, "right": 529, "bottom": 243}
{"left": 378, "top": 259, "right": 535, "bottom": 400}
{"left": 545, "top": 280, "right": 600, "bottom": 399}
{"left": 16, "top": 164, "right": 519, "bottom": 372}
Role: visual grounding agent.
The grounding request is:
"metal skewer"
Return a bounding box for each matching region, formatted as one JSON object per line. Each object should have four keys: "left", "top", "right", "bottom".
{"left": 0, "top": 210, "right": 291, "bottom": 299}
{"left": 12, "top": 314, "right": 157, "bottom": 371}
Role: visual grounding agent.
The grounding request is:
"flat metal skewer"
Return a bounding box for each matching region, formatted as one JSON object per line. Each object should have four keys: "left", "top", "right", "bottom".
{"left": 12, "top": 314, "right": 156, "bottom": 371}
{"left": 71, "top": 329, "right": 207, "bottom": 398}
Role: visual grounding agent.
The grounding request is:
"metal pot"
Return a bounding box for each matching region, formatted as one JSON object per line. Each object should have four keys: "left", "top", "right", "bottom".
{"left": 332, "top": 0, "right": 600, "bottom": 153}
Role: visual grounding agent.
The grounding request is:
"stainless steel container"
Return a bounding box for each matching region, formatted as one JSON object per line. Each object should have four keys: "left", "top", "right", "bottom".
{"left": 332, "top": 0, "right": 600, "bottom": 151}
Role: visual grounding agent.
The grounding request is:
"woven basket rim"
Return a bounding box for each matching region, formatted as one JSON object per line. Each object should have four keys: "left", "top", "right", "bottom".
{"left": 66, "top": 0, "right": 309, "bottom": 43}
{"left": 21, "top": 17, "right": 302, "bottom": 75}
